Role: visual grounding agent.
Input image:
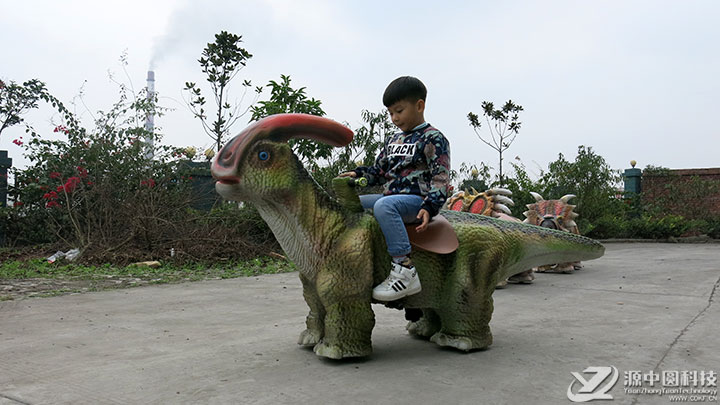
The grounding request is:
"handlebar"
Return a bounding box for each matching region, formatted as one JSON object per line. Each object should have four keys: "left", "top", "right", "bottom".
{"left": 348, "top": 177, "right": 368, "bottom": 187}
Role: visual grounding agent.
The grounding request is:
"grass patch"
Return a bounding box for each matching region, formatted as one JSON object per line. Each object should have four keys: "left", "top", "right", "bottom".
{"left": 0, "top": 256, "right": 297, "bottom": 299}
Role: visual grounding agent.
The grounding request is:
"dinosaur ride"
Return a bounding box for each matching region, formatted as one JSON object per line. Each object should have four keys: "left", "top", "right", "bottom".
{"left": 211, "top": 113, "right": 604, "bottom": 359}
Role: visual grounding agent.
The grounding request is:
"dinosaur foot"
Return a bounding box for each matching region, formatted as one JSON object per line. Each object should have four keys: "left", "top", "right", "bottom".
{"left": 313, "top": 340, "right": 372, "bottom": 359}
{"left": 536, "top": 264, "right": 574, "bottom": 274}
{"left": 298, "top": 329, "right": 322, "bottom": 346}
{"left": 407, "top": 318, "right": 440, "bottom": 339}
{"left": 430, "top": 332, "right": 491, "bottom": 352}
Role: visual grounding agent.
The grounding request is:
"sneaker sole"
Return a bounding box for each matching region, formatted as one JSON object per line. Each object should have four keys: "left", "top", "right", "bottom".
{"left": 373, "top": 285, "right": 422, "bottom": 301}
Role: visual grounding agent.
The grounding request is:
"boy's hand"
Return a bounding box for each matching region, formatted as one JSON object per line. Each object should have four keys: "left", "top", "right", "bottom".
{"left": 339, "top": 171, "right": 357, "bottom": 178}
{"left": 415, "top": 209, "right": 430, "bottom": 232}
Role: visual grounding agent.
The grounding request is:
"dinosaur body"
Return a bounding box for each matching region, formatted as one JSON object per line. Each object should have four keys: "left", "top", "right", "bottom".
{"left": 212, "top": 114, "right": 604, "bottom": 359}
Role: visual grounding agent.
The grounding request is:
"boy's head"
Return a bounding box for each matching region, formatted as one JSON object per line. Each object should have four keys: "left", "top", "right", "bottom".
{"left": 383, "top": 76, "right": 427, "bottom": 133}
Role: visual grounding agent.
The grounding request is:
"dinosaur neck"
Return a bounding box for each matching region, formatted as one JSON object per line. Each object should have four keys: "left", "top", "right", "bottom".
{"left": 254, "top": 169, "right": 347, "bottom": 277}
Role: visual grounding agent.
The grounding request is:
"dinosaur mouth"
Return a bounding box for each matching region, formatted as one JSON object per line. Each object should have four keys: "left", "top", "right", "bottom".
{"left": 216, "top": 178, "right": 240, "bottom": 185}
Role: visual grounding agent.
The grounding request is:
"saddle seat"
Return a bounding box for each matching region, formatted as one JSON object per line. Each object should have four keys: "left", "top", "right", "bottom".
{"left": 405, "top": 214, "right": 459, "bottom": 254}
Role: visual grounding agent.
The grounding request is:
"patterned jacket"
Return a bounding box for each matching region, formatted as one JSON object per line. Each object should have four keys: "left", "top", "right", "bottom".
{"left": 354, "top": 123, "right": 451, "bottom": 217}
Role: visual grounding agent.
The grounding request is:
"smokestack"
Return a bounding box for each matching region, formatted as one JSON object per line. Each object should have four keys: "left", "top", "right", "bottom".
{"left": 144, "top": 70, "right": 155, "bottom": 160}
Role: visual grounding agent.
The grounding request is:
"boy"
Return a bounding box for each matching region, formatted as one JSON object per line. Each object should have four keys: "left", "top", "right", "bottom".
{"left": 340, "top": 76, "right": 451, "bottom": 301}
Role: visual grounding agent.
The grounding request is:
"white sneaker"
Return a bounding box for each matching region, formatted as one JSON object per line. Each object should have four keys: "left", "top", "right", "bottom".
{"left": 372, "top": 262, "right": 421, "bottom": 301}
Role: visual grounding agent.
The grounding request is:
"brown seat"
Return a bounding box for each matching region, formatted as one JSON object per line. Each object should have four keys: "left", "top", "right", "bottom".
{"left": 405, "top": 214, "right": 459, "bottom": 254}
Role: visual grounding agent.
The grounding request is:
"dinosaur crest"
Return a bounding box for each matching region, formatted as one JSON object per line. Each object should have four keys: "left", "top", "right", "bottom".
{"left": 523, "top": 193, "right": 579, "bottom": 234}
{"left": 212, "top": 114, "right": 354, "bottom": 182}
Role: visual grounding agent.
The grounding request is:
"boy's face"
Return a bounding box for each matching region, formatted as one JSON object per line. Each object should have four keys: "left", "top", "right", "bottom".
{"left": 387, "top": 99, "right": 425, "bottom": 132}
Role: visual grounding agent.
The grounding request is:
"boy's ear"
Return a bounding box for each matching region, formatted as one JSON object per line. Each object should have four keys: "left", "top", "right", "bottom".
{"left": 415, "top": 98, "right": 426, "bottom": 113}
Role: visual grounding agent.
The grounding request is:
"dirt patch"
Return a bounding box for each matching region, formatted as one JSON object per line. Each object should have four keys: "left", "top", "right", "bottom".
{"left": 0, "top": 276, "right": 156, "bottom": 300}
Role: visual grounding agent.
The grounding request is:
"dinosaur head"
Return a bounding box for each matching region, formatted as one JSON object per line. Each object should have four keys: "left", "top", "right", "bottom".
{"left": 211, "top": 114, "right": 354, "bottom": 202}
{"left": 523, "top": 193, "right": 580, "bottom": 233}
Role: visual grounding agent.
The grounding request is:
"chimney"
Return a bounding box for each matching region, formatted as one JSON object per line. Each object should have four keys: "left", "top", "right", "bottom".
{"left": 144, "top": 70, "right": 155, "bottom": 160}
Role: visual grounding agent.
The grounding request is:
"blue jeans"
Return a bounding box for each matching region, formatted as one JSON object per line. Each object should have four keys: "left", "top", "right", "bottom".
{"left": 359, "top": 194, "right": 424, "bottom": 257}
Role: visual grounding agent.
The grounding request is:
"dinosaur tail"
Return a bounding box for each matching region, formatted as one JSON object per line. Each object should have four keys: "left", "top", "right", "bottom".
{"left": 442, "top": 210, "right": 605, "bottom": 280}
{"left": 505, "top": 225, "right": 605, "bottom": 277}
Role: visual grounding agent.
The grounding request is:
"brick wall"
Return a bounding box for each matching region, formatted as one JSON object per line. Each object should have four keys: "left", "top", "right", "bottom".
{"left": 641, "top": 168, "right": 720, "bottom": 218}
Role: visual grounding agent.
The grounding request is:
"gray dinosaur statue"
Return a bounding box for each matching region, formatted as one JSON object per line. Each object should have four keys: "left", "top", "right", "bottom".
{"left": 211, "top": 113, "right": 604, "bottom": 360}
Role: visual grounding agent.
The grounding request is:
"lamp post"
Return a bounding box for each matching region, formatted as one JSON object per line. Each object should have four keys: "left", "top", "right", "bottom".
{"left": 0, "top": 150, "right": 12, "bottom": 246}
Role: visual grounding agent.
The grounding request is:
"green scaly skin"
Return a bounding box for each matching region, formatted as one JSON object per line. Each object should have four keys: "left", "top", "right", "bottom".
{"left": 215, "top": 142, "right": 604, "bottom": 359}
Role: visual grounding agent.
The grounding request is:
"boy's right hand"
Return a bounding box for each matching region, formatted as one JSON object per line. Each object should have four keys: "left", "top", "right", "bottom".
{"left": 339, "top": 171, "right": 357, "bottom": 178}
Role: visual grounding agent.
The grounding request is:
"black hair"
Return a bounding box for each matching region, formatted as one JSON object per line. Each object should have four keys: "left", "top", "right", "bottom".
{"left": 382, "top": 76, "right": 427, "bottom": 107}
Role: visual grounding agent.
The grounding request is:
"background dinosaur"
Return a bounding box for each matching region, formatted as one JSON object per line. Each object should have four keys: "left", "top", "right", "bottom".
{"left": 211, "top": 113, "right": 605, "bottom": 359}
{"left": 523, "top": 192, "right": 584, "bottom": 273}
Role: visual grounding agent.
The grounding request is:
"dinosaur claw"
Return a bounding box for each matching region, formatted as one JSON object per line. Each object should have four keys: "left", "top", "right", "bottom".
{"left": 313, "top": 341, "right": 344, "bottom": 359}
{"left": 430, "top": 332, "right": 490, "bottom": 351}
{"left": 406, "top": 318, "right": 440, "bottom": 338}
{"left": 313, "top": 340, "right": 372, "bottom": 359}
{"left": 298, "top": 329, "right": 322, "bottom": 346}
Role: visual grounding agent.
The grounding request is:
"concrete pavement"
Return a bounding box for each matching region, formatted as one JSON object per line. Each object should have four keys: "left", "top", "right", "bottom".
{"left": 1, "top": 243, "right": 718, "bottom": 404}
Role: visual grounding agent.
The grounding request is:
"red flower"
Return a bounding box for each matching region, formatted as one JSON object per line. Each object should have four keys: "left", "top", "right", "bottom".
{"left": 43, "top": 191, "right": 59, "bottom": 200}
{"left": 86, "top": 181, "right": 94, "bottom": 186}
{"left": 13, "top": 201, "right": 24, "bottom": 207}
{"left": 53, "top": 125, "right": 69, "bottom": 134}
{"left": 77, "top": 166, "right": 88, "bottom": 178}
{"left": 46, "top": 201, "right": 60, "bottom": 208}
{"left": 12, "top": 139, "right": 23, "bottom": 146}
{"left": 63, "top": 176, "right": 81, "bottom": 193}
{"left": 50, "top": 172, "right": 62, "bottom": 179}
{"left": 56, "top": 185, "right": 64, "bottom": 193}
{"left": 140, "top": 178, "right": 156, "bottom": 188}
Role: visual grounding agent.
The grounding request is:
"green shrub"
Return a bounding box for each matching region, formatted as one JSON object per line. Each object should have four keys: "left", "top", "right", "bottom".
{"left": 2, "top": 73, "right": 280, "bottom": 264}
{"left": 584, "top": 214, "right": 627, "bottom": 239}
{"left": 626, "top": 215, "right": 690, "bottom": 239}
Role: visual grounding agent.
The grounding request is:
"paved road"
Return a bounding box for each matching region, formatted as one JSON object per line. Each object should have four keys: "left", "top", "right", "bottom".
{"left": 1, "top": 243, "right": 718, "bottom": 405}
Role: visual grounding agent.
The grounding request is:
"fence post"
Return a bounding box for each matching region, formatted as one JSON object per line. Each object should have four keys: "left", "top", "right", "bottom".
{"left": 0, "top": 150, "right": 12, "bottom": 246}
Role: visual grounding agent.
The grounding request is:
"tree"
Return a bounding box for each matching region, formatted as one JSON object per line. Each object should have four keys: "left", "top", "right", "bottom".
{"left": 540, "top": 145, "right": 622, "bottom": 230}
{"left": 250, "top": 74, "right": 328, "bottom": 166}
{"left": 334, "top": 109, "right": 393, "bottom": 169}
{"left": 456, "top": 162, "right": 492, "bottom": 193}
{"left": 308, "top": 109, "right": 393, "bottom": 191}
{"left": 467, "top": 100, "right": 523, "bottom": 187}
{"left": 184, "top": 31, "right": 262, "bottom": 151}
{"left": 0, "top": 79, "right": 48, "bottom": 137}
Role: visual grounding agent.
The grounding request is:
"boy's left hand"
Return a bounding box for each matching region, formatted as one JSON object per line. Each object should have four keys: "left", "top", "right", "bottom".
{"left": 415, "top": 209, "right": 430, "bottom": 232}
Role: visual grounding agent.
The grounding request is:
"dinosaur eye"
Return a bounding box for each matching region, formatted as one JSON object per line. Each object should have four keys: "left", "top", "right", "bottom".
{"left": 258, "top": 151, "right": 269, "bottom": 161}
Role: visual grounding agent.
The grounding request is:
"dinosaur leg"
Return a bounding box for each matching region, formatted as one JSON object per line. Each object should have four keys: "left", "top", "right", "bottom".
{"left": 431, "top": 293, "right": 494, "bottom": 351}
{"left": 313, "top": 298, "right": 375, "bottom": 359}
{"left": 430, "top": 259, "right": 495, "bottom": 352}
{"left": 298, "top": 274, "right": 325, "bottom": 347}
{"left": 407, "top": 308, "right": 441, "bottom": 339}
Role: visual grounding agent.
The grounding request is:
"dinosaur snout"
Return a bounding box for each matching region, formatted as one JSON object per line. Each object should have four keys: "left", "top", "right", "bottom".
{"left": 211, "top": 135, "right": 244, "bottom": 181}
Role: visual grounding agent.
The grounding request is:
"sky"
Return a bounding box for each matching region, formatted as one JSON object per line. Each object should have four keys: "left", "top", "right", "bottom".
{"left": 2, "top": 0, "right": 719, "bottom": 182}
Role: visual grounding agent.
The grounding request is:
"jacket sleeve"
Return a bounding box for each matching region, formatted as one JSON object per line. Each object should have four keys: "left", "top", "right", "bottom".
{"left": 353, "top": 143, "right": 388, "bottom": 187}
{"left": 420, "top": 131, "right": 451, "bottom": 217}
